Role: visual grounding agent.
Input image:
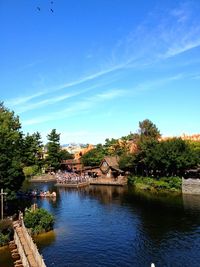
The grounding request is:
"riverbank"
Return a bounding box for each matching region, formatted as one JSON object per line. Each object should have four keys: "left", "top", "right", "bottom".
{"left": 128, "top": 176, "right": 182, "bottom": 192}
{"left": 90, "top": 177, "right": 127, "bottom": 186}
{"left": 29, "top": 174, "right": 56, "bottom": 182}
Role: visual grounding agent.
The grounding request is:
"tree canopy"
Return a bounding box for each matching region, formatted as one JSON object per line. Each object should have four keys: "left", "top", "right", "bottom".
{"left": 0, "top": 103, "right": 25, "bottom": 198}
{"left": 119, "top": 119, "right": 200, "bottom": 178}
{"left": 81, "top": 144, "right": 106, "bottom": 167}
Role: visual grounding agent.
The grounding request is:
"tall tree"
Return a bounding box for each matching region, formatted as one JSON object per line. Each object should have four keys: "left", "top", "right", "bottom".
{"left": 46, "top": 129, "right": 61, "bottom": 171}
{"left": 139, "top": 119, "right": 161, "bottom": 141}
{"left": 132, "top": 119, "right": 161, "bottom": 175}
{"left": 0, "top": 103, "right": 25, "bottom": 199}
{"left": 22, "top": 132, "right": 43, "bottom": 168}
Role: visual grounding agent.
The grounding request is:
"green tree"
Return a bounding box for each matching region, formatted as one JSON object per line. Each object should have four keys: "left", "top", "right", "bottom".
{"left": 154, "top": 138, "right": 199, "bottom": 177}
{"left": 22, "top": 132, "right": 43, "bottom": 168}
{"left": 119, "top": 153, "right": 136, "bottom": 172}
{"left": 138, "top": 119, "right": 161, "bottom": 141}
{"left": 60, "top": 149, "right": 74, "bottom": 160}
{"left": 46, "top": 129, "right": 61, "bottom": 171}
{"left": 129, "top": 119, "right": 161, "bottom": 176}
{"left": 81, "top": 144, "right": 106, "bottom": 167}
{"left": 187, "top": 141, "right": 200, "bottom": 166}
{"left": 0, "top": 103, "right": 25, "bottom": 199}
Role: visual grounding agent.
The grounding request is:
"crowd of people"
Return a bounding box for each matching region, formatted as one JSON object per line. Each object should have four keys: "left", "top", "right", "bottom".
{"left": 56, "top": 171, "right": 90, "bottom": 184}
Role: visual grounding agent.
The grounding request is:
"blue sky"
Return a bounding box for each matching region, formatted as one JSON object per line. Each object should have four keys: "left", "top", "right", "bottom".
{"left": 1, "top": 0, "right": 200, "bottom": 144}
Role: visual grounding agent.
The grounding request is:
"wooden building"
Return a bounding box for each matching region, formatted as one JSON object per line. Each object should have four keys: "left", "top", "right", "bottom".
{"left": 61, "top": 159, "right": 83, "bottom": 172}
{"left": 99, "top": 156, "right": 124, "bottom": 178}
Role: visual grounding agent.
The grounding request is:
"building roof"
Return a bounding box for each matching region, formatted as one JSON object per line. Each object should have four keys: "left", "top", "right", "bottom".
{"left": 100, "top": 156, "right": 123, "bottom": 173}
{"left": 103, "top": 156, "right": 119, "bottom": 168}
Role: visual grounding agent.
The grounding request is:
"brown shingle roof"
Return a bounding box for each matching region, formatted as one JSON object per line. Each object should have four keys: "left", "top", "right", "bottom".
{"left": 103, "top": 156, "right": 119, "bottom": 168}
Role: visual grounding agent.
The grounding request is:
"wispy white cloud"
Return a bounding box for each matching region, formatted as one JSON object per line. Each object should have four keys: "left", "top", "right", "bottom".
{"left": 22, "top": 72, "right": 184, "bottom": 127}
{"left": 6, "top": 62, "right": 127, "bottom": 110}
{"left": 158, "top": 3, "right": 200, "bottom": 58}
{"left": 5, "top": 91, "right": 45, "bottom": 107}
{"left": 129, "top": 74, "right": 184, "bottom": 96}
{"left": 112, "top": 1, "right": 200, "bottom": 62}
{"left": 15, "top": 77, "right": 120, "bottom": 114}
{"left": 164, "top": 38, "right": 200, "bottom": 58}
{"left": 22, "top": 88, "right": 125, "bottom": 126}
{"left": 16, "top": 91, "right": 79, "bottom": 114}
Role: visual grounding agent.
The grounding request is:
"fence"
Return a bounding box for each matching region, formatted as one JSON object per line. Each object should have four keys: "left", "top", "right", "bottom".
{"left": 13, "top": 215, "right": 46, "bottom": 267}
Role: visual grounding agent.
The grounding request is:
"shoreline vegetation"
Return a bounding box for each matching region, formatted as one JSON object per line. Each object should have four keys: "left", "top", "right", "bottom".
{"left": 128, "top": 176, "right": 182, "bottom": 192}
{"left": 24, "top": 207, "right": 55, "bottom": 236}
{"left": 0, "top": 207, "right": 55, "bottom": 247}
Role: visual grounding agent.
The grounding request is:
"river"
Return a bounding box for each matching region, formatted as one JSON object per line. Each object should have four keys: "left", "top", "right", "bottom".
{"left": 1, "top": 182, "right": 200, "bottom": 267}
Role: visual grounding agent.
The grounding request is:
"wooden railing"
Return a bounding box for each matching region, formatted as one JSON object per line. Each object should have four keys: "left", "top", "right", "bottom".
{"left": 13, "top": 214, "right": 46, "bottom": 267}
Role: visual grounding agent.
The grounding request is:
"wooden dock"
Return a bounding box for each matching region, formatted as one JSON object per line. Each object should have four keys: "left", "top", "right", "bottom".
{"left": 55, "top": 177, "right": 127, "bottom": 188}
{"left": 55, "top": 181, "right": 90, "bottom": 188}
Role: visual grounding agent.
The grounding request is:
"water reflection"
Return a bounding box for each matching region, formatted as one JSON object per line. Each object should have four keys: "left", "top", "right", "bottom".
{"left": 0, "top": 246, "right": 13, "bottom": 267}
{"left": 34, "top": 231, "right": 56, "bottom": 249}
{"left": 183, "top": 193, "right": 200, "bottom": 211}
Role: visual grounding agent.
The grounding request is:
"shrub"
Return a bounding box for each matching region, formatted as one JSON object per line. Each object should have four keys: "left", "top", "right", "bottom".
{"left": 128, "top": 176, "right": 182, "bottom": 192}
{"left": 24, "top": 208, "right": 54, "bottom": 235}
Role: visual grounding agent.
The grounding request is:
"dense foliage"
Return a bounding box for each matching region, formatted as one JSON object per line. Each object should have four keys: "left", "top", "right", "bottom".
{"left": 81, "top": 144, "right": 106, "bottom": 166}
{"left": 60, "top": 149, "right": 74, "bottom": 160}
{"left": 119, "top": 120, "right": 200, "bottom": 178}
{"left": 24, "top": 208, "right": 55, "bottom": 235}
{"left": 0, "top": 103, "right": 25, "bottom": 199}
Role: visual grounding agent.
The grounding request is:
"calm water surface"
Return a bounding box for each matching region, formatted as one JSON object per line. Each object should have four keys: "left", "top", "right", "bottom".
{"left": 1, "top": 183, "right": 200, "bottom": 267}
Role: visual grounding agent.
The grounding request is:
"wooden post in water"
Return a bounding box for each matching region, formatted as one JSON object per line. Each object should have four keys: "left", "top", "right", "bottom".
{"left": 0, "top": 188, "right": 7, "bottom": 220}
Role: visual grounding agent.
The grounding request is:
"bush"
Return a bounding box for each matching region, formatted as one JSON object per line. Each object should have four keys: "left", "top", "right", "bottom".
{"left": 24, "top": 208, "right": 54, "bottom": 235}
{"left": 23, "top": 165, "right": 40, "bottom": 178}
{"left": 128, "top": 176, "right": 182, "bottom": 192}
{"left": 0, "top": 233, "right": 9, "bottom": 246}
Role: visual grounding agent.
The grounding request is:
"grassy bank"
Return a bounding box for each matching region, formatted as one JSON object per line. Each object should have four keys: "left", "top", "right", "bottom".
{"left": 128, "top": 176, "right": 182, "bottom": 192}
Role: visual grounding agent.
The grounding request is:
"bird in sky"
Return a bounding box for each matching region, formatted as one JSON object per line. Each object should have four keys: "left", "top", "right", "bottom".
{"left": 36, "top": 7, "right": 41, "bottom": 11}
{"left": 50, "top": 8, "right": 54, "bottom": 12}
